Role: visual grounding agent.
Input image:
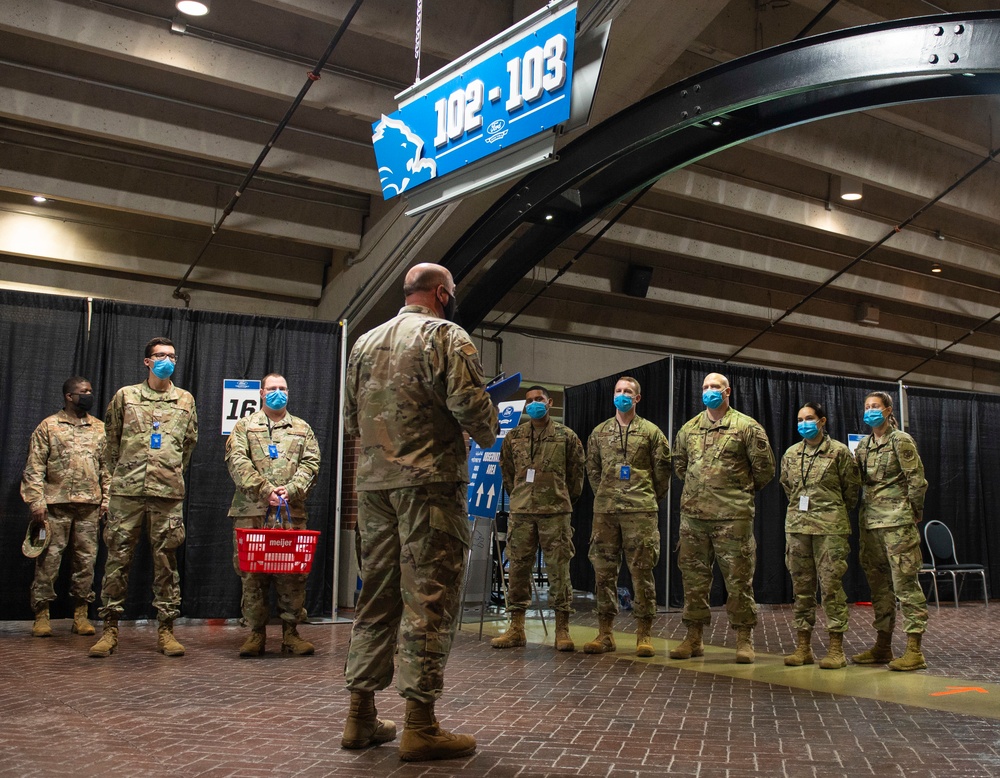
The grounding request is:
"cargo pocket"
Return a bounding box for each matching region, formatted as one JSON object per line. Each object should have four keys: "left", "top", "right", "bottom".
{"left": 163, "top": 516, "right": 186, "bottom": 550}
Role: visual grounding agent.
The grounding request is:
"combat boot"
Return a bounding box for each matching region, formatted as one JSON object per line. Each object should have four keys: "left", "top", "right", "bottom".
{"left": 670, "top": 623, "right": 704, "bottom": 659}
{"left": 735, "top": 626, "right": 755, "bottom": 664}
{"left": 71, "top": 602, "right": 96, "bottom": 636}
{"left": 88, "top": 620, "right": 119, "bottom": 657}
{"left": 554, "top": 611, "right": 574, "bottom": 652}
{"left": 784, "top": 630, "right": 814, "bottom": 666}
{"left": 281, "top": 621, "right": 315, "bottom": 655}
{"left": 888, "top": 633, "right": 927, "bottom": 672}
{"left": 820, "top": 632, "right": 847, "bottom": 669}
{"left": 490, "top": 609, "right": 527, "bottom": 649}
{"left": 852, "top": 630, "right": 894, "bottom": 664}
{"left": 582, "top": 614, "right": 616, "bottom": 654}
{"left": 398, "top": 699, "right": 475, "bottom": 762}
{"left": 239, "top": 627, "right": 266, "bottom": 657}
{"left": 341, "top": 691, "right": 397, "bottom": 749}
{"left": 157, "top": 620, "right": 185, "bottom": 657}
{"left": 636, "top": 616, "right": 655, "bottom": 657}
{"left": 31, "top": 606, "right": 52, "bottom": 638}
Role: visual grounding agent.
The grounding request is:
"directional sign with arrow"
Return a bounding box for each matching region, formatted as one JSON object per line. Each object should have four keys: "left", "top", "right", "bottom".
{"left": 467, "top": 400, "right": 523, "bottom": 519}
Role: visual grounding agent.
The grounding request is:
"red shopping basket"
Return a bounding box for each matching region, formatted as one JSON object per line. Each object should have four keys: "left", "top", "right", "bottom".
{"left": 235, "top": 497, "right": 320, "bottom": 574}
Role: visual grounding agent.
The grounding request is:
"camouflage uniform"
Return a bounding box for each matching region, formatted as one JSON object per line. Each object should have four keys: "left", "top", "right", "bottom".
{"left": 21, "top": 410, "right": 110, "bottom": 612}
{"left": 499, "top": 417, "right": 585, "bottom": 613}
{"left": 99, "top": 381, "right": 198, "bottom": 623}
{"left": 344, "top": 304, "right": 497, "bottom": 704}
{"left": 780, "top": 436, "right": 861, "bottom": 633}
{"left": 673, "top": 407, "right": 775, "bottom": 628}
{"left": 586, "top": 416, "right": 671, "bottom": 619}
{"left": 226, "top": 409, "right": 321, "bottom": 627}
{"left": 856, "top": 430, "right": 928, "bottom": 634}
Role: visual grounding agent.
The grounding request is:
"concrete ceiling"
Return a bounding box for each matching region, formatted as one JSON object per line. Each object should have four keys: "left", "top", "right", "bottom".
{"left": 2, "top": 0, "right": 1000, "bottom": 392}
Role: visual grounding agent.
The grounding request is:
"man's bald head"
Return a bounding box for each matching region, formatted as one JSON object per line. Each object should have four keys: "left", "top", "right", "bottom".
{"left": 404, "top": 263, "right": 453, "bottom": 297}
{"left": 704, "top": 372, "right": 730, "bottom": 391}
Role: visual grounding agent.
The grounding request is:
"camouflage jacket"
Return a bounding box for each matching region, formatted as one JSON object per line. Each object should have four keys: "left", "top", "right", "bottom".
{"left": 104, "top": 381, "right": 198, "bottom": 499}
{"left": 500, "top": 417, "right": 585, "bottom": 515}
{"left": 225, "top": 410, "right": 321, "bottom": 518}
{"left": 855, "top": 428, "right": 927, "bottom": 529}
{"left": 780, "top": 436, "right": 861, "bottom": 535}
{"left": 345, "top": 304, "right": 497, "bottom": 490}
{"left": 586, "top": 415, "right": 672, "bottom": 514}
{"left": 674, "top": 407, "right": 775, "bottom": 522}
{"left": 21, "top": 410, "right": 109, "bottom": 511}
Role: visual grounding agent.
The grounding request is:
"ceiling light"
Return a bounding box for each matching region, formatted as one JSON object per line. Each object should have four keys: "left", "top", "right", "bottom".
{"left": 176, "top": 1, "right": 209, "bottom": 16}
{"left": 935, "top": 229, "right": 946, "bottom": 241}
{"left": 837, "top": 176, "right": 863, "bottom": 201}
{"left": 33, "top": 195, "right": 47, "bottom": 203}
{"left": 931, "top": 264, "right": 943, "bottom": 274}
{"left": 544, "top": 213, "right": 554, "bottom": 221}
{"left": 710, "top": 119, "right": 722, "bottom": 127}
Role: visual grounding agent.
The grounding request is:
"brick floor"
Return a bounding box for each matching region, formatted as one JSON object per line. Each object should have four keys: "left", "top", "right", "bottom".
{"left": 2, "top": 598, "right": 998, "bottom": 778}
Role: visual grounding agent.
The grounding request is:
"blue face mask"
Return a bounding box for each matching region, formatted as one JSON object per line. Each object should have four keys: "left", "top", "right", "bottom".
{"left": 863, "top": 409, "right": 884, "bottom": 427}
{"left": 524, "top": 401, "right": 548, "bottom": 420}
{"left": 613, "top": 394, "right": 634, "bottom": 413}
{"left": 150, "top": 358, "right": 175, "bottom": 379}
{"left": 702, "top": 389, "right": 724, "bottom": 409}
{"left": 797, "top": 420, "right": 820, "bottom": 440}
{"left": 265, "top": 390, "right": 288, "bottom": 410}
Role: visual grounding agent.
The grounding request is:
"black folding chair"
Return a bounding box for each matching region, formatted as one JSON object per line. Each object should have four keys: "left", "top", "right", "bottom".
{"left": 924, "top": 520, "right": 988, "bottom": 607}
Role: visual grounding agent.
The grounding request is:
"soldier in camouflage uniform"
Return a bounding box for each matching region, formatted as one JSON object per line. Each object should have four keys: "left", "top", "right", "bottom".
{"left": 779, "top": 402, "right": 860, "bottom": 669}
{"left": 584, "top": 376, "right": 672, "bottom": 657}
{"left": 341, "top": 263, "right": 497, "bottom": 761}
{"left": 21, "top": 376, "right": 109, "bottom": 638}
{"left": 491, "top": 386, "right": 585, "bottom": 652}
{"left": 89, "top": 337, "right": 198, "bottom": 659}
{"left": 226, "top": 373, "right": 321, "bottom": 657}
{"left": 853, "top": 390, "right": 929, "bottom": 672}
{"left": 671, "top": 373, "right": 774, "bottom": 664}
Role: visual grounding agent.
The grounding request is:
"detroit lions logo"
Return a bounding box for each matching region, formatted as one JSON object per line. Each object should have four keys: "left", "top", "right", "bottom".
{"left": 372, "top": 114, "right": 437, "bottom": 198}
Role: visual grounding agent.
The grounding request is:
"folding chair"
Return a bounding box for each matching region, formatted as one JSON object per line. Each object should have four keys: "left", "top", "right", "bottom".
{"left": 924, "top": 520, "right": 988, "bottom": 607}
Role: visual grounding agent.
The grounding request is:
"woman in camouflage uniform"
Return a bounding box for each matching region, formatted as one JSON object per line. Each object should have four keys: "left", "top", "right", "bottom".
{"left": 853, "top": 391, "right": 929, "bottom": 672}
{"left": 780, "top": 402, "right": 860, "bottom": 669}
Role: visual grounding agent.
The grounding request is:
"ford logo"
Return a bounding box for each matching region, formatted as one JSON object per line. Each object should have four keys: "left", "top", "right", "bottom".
{"left": 487, "top": 119, "right": 506, "bottom": 134}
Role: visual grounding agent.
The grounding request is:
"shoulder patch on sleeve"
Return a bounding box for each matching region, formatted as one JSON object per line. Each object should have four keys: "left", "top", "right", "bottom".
{"left": 757, "top": 439, "right": 768, "bottom": 451}
{"left": 459, "top": 342, "right": 478, "bottom": 357}
{"left": 900, "top": 446, "right": 916, "bottom": 461}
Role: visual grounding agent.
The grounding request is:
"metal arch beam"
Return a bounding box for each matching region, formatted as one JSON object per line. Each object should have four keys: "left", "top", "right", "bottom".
{"left": 442, "top": 12, "right": 1000, "bottom": 331}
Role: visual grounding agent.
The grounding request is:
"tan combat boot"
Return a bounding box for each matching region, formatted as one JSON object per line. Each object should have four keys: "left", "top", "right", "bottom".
{"left": 341, "top": 690, "right": 397, "bottom": 749}
{"left": 820, "top": 631, "right": 847, "bottom": 669}
{"left": 239, "top": 627, "right": 266, "bottom": 657}
{"left": 888, "top": 633, "right": 927, "bottom": 672}
{"left": 851, "top": 630, "right": 894, "bottom": 664}
{"left": 670, "top": 623, "right": 704, "bottom": 659}
{"left": 582, "top": 614, "right": 616, "bottom": 654}
{"left": 281, "top": 621, "right": 315, "bottom": 655}
{"left": 636, "top": 617, "right": 655, "bottom": 657}
{"left": 88, "top": 619, "right": 119, "bottom": 657}
{"left": 735, "top": 626, "right": 755, "bottom": 664}
{"left": 71, "top": 602, "right": 96, "bottom": 636}
{"left": 490, "top": 609, "right": 527, "bottom": 649}
{"left": 398, "top": 699, "right": 476, "bottom": 762}
{"left": 157, "top": 620, "right": 185, "bottom": 657}
{"left": 554, "top": 611, "right": 574, "bottom": 652}
{"left": 784, "top": 630, "right": 814, "bottom": 666}
{"left": 32, "top": 606, "right": 52, "bottom": 638}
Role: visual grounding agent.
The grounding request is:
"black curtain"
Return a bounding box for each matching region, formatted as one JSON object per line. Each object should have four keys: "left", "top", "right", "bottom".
{"left": 907, "top": 388, "right": 1000, "bottom": 598}
{"left": 84, "top": 300, "right": 341, "bottom": 620}
{"left": 565, "top": 359, "right": 673, "bottom": 605}
{"left": 0, "top": 291, "right": 88, "bottom": 620}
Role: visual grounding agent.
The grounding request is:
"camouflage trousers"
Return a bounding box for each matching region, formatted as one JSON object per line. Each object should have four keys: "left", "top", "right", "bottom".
{"left": 232, "top": 515, "right": 308, "bottom": 628}
{"left": 785, "top": 532, "right": 850, "bottom": 633}
{"left": 859, "top": 523, "right": 928, "bottom": 634}
{"left": 506, "top": 512, "right": 574, "bottom": 613}
{"left": 99, "top": 496, "right": 185, "bottom": 623}
{"left": 678, "top": 517, "right": 758, "bottom": 628}
{"left": 589, "top": 511, "right": 659, "bottom": 619}
{"left": 30, "top": 503, "right": 100, "bottom": 612}
{"left": 346, "top": 483, "right": 468, "bottom": 704}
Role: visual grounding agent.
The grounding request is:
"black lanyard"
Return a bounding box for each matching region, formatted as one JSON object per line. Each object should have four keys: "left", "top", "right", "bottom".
{"left": 799, "top": 440, "right": 822, "bottom": 486}
{"left": 529, "top": 424, "right": 541, "bottom": 463}
{"left": 617, "top": 420, "right": 632, "bottom": 462}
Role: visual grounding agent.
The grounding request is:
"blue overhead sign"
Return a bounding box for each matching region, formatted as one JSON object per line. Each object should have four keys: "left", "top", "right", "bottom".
{"left": 372, "top": 3, "right": 577, "bottom": 200}
{"left": 468, "top": 401, "right": 523, "bottom": 519}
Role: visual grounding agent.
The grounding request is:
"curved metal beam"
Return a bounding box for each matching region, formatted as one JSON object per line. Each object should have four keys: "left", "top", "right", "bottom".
{"left": 442, "top": 12, "right": 1000, "bottom": 330}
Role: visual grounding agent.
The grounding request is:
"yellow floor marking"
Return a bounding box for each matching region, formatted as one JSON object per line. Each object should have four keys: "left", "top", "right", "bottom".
{"left": 465, "top": 619, "right": 1000, "bottom": 719}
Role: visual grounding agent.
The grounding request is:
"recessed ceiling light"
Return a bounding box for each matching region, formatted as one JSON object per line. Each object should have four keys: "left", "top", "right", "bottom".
{"left": 837, "top": 176, "right": 863, "bottom": 201}
{"left": 931, "top": 264, "right": 943, "bottom": 274}
{"left": 176, "top": 1, "right": 209, "bottom": 16}
{"left": 710, "top": 119, "right": 722, "bottom": 127}
{"left": 33, "top": 195, "right": 47, "bottom": 203}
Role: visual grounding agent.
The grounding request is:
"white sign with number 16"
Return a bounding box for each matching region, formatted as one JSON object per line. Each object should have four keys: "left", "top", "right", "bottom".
{"left": 221, "top": 379, "right": 261, "bottom": 435}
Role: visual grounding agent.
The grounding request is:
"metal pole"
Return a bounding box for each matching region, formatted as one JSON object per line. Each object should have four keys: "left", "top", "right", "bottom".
{"left": 332, "top": 319, "right": 349, "bottom": 621}
{"left": 898, "top": 379, "right": 907, "bottom": 433}
{"left": 662, "top": 354, "right": 675, "bottom": 613}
